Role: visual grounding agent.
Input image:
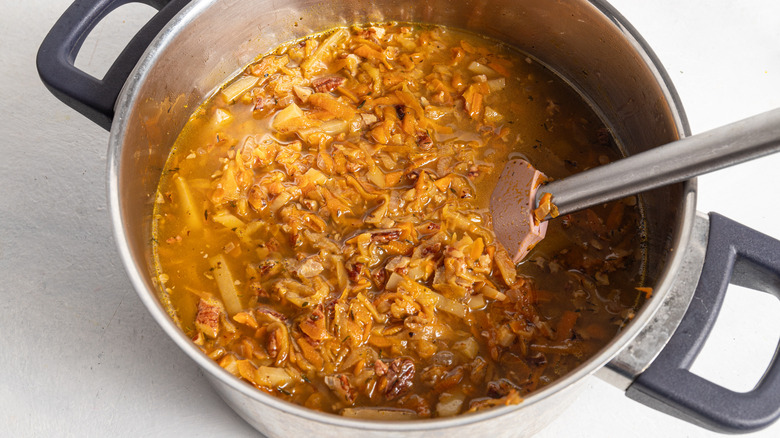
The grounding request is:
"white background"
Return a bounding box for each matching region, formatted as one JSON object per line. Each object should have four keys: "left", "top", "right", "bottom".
{"left": 1, "top": 0, "right": 779, "bottom": 437}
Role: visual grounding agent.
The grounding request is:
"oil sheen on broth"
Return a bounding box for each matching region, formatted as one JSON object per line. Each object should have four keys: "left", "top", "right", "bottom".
{"left": 152, "top": 23, "right": 646, "bottom": 419}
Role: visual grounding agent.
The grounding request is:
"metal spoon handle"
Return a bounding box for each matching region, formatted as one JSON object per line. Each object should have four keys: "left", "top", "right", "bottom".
{"left": 540, "top": 107, "right": 780, "bottom": 216}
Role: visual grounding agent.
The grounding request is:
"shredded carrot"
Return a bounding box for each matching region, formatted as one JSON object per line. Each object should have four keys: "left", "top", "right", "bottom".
{"left": 636, "top": 287, "right": 654, "bottom": 299}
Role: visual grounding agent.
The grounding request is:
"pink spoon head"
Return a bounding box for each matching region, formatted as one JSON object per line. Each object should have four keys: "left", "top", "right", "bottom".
{"left": 490, "top": 159, "right": 548, "bottom": 263}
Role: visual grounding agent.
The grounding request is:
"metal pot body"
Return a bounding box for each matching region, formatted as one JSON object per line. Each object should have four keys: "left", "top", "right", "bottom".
{"left": 104, "top": 0, "right": 691, "bottom": 436}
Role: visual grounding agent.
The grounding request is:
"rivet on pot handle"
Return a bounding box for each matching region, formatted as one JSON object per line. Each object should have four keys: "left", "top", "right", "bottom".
{"left": 627, "top": 212, "right": 780, "bottom": 433}
{"left": 36, "top": 0, "right": 191, "bottom": 130}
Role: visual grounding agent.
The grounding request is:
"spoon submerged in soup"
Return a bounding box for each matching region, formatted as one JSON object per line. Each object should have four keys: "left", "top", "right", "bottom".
{"left": 491, "top": 107, "right": 780, "bottom": 263}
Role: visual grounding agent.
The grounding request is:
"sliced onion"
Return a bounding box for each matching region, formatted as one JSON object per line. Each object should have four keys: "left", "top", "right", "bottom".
{"left": 221, "top": 75, "right": 259, "bottom": 102}
{"left": 467, "top": 61, "right": 496, "bottom": 76}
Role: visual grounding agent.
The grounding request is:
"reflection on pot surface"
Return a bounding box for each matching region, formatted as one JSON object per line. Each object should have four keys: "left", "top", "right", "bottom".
{"left": 152, "top": 23, "right": 648, "bottom": 419}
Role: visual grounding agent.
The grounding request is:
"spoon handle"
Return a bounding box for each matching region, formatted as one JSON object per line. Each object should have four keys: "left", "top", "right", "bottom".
{"left": 540, "top": 108, "right": 780, "bottom": 216}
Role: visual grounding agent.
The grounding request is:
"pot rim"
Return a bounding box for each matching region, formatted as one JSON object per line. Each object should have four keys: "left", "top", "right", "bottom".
{"left": 108, "top": 0, "right": 693, "bottom": 431}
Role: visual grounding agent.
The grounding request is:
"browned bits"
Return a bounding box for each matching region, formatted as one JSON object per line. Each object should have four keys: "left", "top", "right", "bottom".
{"left": 194, "top": 297, "right": 222, "bottom": 339}
{"left": 420, "top": 241, "right": 442, "bottom": 257}
{"left": 372, "top": 268, "right": 388, "bottom": 286}
{"left": 311, "top": 75, "right": 346, "bottom": 93}
{"left": 325, "top": 374, "right": 357, "bottom": 404}
{"left": 434, "top": 366, "right": 466, "bottom": 392}
{"left": 420, "top": 365, "right": 446, "bottom": 387}
{"left": 467, "top": 165, "right": 479, "bottom": 179}
{"left": 384, "top": 358, "right": 415, "bottom": 400}
{"left": 395, "top": 105, "right": 407, "bottom": 120}
{"left": 256, "top": 260, "right": 280, "bottom": 279}
{"left": 255, "top": 305, "right": 288, "bottom": 322}
{"left": 416, "top": 131, "right": 434, "bottom": 150}
{"left": 423, "top": 222, "right": 441, "bottom": 233}
{"left": 253, "top": 95, "right": 275, "bottom": 113}
{"left": 267, "top": 327, "right": 281, "bottom": 358}
{"left": 374, "top": 359, "right": 389, "bottom": 377}
{"left": 249, "top": 281, "right": 269, "bottom": 298}
{"left": 370, "top": 229, "right": 401, "bottom": 244}
{"left": 347, "top": 261, "right": 365, "bottom": 283}
{"left": 486, "top": 379, "right": 520, "bottom": 398}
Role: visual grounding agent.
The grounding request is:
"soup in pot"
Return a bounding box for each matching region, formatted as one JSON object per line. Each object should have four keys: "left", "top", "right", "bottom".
{"left": 152, "top": 23, "right": 647, "bottom": 419}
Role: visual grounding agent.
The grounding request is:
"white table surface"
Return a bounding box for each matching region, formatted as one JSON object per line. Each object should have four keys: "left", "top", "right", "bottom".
{"left": 2, "top": 0, "right": 779, "bottom": 436}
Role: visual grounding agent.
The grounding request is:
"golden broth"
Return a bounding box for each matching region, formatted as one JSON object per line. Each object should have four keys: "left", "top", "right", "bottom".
{"left": 152, "top": 23, "right": 645, "bottom": 418}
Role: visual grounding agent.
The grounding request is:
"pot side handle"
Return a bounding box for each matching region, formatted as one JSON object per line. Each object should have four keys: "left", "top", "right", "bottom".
{"left": 627, "top": 212, "right": 780, "bottom": 433}
{"left": 36, "top": 0, "right": 191, "bottom": 131}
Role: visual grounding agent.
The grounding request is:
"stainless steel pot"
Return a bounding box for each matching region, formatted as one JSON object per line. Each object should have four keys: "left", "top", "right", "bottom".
{"left": 37, "top": 0, "right": 780, "bottom": 436}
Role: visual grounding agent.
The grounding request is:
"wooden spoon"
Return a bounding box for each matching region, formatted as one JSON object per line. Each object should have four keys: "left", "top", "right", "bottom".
{"left": 490, "top": 108, "right": 780, "bottom": 262}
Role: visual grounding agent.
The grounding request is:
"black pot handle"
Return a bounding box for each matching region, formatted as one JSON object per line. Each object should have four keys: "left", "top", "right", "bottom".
{"left": 36, "top": 0, "right": 191, "bottom": 130}
{"left": 627, "top": 212, "right": 780, "bottom": 433}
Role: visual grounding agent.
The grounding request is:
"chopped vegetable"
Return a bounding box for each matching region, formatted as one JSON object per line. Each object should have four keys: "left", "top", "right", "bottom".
{"left": 255, "top": 366, "right": 294, "bottom": 387}
{"left": 221, "top": 75, "right": 260, "bottom": 102}
{"left": 172, "top": 174, "right": 202, "bottom": 231}
{"left": 153, "top": 23, "right": 646, "bottom": 420}
{"left": 209, "top": 255, "right": 242, "bottom": 315}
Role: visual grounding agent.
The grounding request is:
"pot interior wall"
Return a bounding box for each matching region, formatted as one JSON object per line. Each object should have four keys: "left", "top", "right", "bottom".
{"left": 114, "top": 0, "right": 687, "bottom": 425}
